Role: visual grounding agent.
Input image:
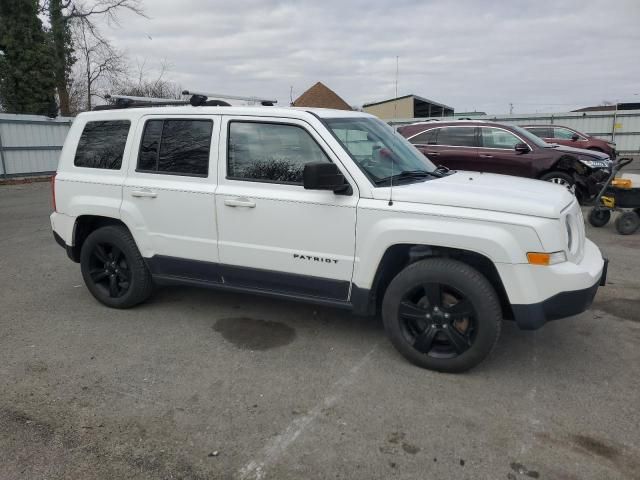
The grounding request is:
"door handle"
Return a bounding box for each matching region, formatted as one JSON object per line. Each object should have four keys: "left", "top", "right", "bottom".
{"left": 131, "top": 190, "right": 158, "bottom": 198}
{"left": 479, "top": 154, "right": 494, "bottom": 158}
{"left": 224, "top": 198, "right": 256, "bottom": 208}
{"left": 426, "top": 152, "right": 440, "bottom": 156}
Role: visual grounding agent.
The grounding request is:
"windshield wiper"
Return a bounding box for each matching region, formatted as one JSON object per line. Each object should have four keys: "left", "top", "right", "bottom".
{"left": 375, "top": 170, "right": 437, "bottom": 185}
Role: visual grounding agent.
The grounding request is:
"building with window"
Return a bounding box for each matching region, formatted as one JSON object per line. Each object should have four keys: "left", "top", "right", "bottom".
{"left": 363, "top": 95, "right": 454, "bottom": 120}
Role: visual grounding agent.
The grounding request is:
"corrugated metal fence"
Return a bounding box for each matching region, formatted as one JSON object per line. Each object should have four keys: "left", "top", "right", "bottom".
{"left": 0, "top": 113, "right": 72, "bottom": 178}
{"left": 2, "top": 109, "right": 640, "bottom": 178}
{"left": 388, "top": 109, "right": 640, "bottom": 156}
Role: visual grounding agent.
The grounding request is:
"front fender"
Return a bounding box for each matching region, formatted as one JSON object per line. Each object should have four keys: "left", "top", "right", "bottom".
{"left": 353, "top": 201, "right": 544, "bottom": 289}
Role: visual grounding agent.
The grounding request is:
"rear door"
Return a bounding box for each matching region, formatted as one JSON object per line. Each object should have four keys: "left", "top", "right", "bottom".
{"left": 478, "top": 126, "right": 532, "bottom": 177}
{"left": 430, "top": 126, "right": 479, "bottom": 170}
{"left": 121, "top": 115, "right": 220, "bottom": 264}
{"left": 407, "top": 127, "right": 438, "bottom": 160}
{"left": 214, "top": 116, "right": 358, "bottom": 301}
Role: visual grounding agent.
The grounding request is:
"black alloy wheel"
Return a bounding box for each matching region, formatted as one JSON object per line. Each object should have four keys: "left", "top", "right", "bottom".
{"left": 382, "top": 258, "right": 501, "bottom": 373}
{"left": 398, "top": 283, "right": 476, "bottom": 359}
{"left": 80, "top": 225, "right": 153, "bottom": 308}
{"left": 88, "top": 242, "right": 131, "bottom": 298}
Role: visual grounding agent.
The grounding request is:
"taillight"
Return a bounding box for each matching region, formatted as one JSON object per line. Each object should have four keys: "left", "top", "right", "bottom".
{"left": 51, "top": 173, "right": 57, "bottom": 212}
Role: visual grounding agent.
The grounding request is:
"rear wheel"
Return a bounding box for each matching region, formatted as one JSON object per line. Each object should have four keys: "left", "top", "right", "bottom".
{"left": 80, "top": 226, "right": 153, "bottom": 308}
{"left": 615, "top": 211, "right": 640, "bottom": 235}
{"left": 382, "top": 258, "right": 501, "bottom": 373}
{"left": 540, "top": 171, "right": 576, "bottom": 195}
{"left": 588, "top": 208, "right": 611, "bottom": 228}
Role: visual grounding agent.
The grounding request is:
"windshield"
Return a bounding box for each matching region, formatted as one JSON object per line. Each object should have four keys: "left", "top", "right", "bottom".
{"left": 510, "top": 125, "right": 553, "bottom": 148}
{"left": 324, "top": 117, "right": 436, "bottom": 185}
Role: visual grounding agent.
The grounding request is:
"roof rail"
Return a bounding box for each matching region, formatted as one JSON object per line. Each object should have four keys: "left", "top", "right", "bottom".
{"left": 182, "top": 90, "right": 277, "bottom": 106}
{"left": 93, "top": 94, "right": 188, "bottom": 111}
{"left": 93, "top": 91, "right": 279, "bottom": 111}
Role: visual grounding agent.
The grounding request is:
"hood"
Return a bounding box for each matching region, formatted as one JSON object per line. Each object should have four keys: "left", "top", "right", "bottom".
{"left": 547, "top": 144, "right": 610, "bottom": 160}
{"left": 373, "top": 171, "right": 574, "bottom": 219}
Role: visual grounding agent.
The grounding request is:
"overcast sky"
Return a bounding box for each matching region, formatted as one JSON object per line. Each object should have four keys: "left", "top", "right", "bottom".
{"left": 99, "top": 0, "right": 640, "bottom": 114}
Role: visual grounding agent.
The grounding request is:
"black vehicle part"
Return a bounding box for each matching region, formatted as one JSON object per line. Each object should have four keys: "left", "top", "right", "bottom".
{"left": 615, "top": 211, "right": 640, "bottom": 235}
{"left": 381, "top": 258, "right": 501, "bottom": 373}
{"left": 80, "top": 226, "right": 153, "bottom": 308}
{"left": 588, "top": 209, "right": 611, "bottom": 228}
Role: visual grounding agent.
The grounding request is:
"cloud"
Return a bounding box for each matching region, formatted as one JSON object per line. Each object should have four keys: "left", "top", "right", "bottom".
{"left": 98, "top": 0, "right": 640, "bottom": 113}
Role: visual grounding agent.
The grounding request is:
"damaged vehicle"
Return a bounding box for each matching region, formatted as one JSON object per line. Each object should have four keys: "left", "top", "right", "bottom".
{"left": 399, "top": 120, "right": 612, "bottom": 203}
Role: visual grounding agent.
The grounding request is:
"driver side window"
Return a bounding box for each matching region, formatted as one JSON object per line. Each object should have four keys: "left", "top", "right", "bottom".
{"left": 480, "top": 127, "right": 521, "bottom": 149}
{"left": 554, "top": 127, "right": 578, "bottom": 140}
{"left": 227, "top": 121, "right": 330, "bottom": 184}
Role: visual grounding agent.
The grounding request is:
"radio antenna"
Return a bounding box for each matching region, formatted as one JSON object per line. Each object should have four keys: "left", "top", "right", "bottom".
{"left": 389, "top": 55, "right": 399, "bottom": 206}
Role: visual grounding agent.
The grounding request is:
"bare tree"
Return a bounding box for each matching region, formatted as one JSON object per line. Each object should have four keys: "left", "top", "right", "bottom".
{"left": 43, "top": 0, "right": 146, "bottom": 115}
{"left": 73, "top": 17, "right": 126, "bottom": 110}
{"left": 114, "top": 59, "right": 183, "bottom": 99}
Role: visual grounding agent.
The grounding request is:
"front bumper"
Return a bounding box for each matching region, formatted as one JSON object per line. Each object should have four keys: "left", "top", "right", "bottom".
{"left": 511, "top": 258, "right": 606, "bottom": 330}
{"left": 499, "top": 239, "right": 606, "bottom": 330}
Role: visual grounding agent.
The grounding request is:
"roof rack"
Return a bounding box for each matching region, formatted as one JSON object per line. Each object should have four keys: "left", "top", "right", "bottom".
{"left": 93, "top": 90, "right": 278, "bottom": 111}
{"left": 91, "top": 94, "right": 189, "bottom": 110}
{"left": 182, "top": 90, "right": 277, "bottom": 107}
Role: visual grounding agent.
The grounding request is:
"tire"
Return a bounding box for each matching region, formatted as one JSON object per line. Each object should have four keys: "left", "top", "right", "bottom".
{"left": 588, "top": 208, "right": 611, "bottom": 228}
{"left": 540, "top": 171, "right": 576, "bottom": 195}
{"left": 381, "top": 258, "right": 501, "bottom": 373}
{"left": 615, "top": 211, "right": 640, "bottom": 235}
{"left": 80, "top": 225, "right": 153, "bottom": 308}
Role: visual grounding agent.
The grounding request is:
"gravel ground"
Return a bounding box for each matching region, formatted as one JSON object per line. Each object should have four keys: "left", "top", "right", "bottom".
{"left": 1, "top": 182, "right": 639, "bottom": 480}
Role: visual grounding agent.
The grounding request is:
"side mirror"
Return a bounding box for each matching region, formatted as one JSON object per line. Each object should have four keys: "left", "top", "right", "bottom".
{"left": 571, "top": 133, "right": 580, "bottom": 141}
{"left": 514, "top": 143, "right": 530, "bottom": 153}
{"left": 303, "top": 162, "right": 351, "bottom": 194}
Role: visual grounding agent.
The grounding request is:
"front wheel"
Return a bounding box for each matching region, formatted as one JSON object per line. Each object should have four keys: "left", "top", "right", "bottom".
{"left": 540, "top": 171, "right": 576, "bottom": 195}
{"left": 382, "top": 258, "right": 501, "bottom": 373}
{"left": 80, "top": 225, "right": 153, "bottom": 308}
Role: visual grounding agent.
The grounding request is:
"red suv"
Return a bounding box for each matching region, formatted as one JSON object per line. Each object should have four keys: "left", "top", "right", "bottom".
{"left": 522, "top": 125, "right": 616, "bottom": 158}
{"left": 398, "top": 120, "right": 612, "bottom": 202}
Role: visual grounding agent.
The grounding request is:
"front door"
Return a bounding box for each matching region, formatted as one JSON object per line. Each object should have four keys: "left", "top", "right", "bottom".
{"left": 214, "top": 116, "right": 358, "bottom": 301}
{"left": 478, "top": 126, "right": 532, "bottom": 177}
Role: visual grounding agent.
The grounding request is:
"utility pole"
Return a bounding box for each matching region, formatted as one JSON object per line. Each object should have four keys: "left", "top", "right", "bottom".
{"left": 509, "top": 103, "right": 514, "bottom": 115}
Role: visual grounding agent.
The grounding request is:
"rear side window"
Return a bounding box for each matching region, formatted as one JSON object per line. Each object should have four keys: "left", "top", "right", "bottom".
{"left": 74, "top": 120, "right": 130, "bottom": 169}
{"left": 409, "top": 129, "right": 437, "bottom": 145}
{"left": 436, "top": 127, "right": 477, "bottom": 147}
{"left": 137, "top": 119, "right": 213, "bottom": 176}
{"left": 227, "top": 121, "right": 330, "bottom": 184}
{"left": 526, "top": 127, "right": 553, "bottom": 138}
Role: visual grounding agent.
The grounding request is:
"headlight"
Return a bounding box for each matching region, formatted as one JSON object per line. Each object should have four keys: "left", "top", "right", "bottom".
{"left": 579, "top": 159, "right": 610, "bottom": 168}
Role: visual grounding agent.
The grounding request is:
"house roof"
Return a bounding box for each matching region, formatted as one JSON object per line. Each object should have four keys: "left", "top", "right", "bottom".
{"left": 292, "top": 82, "right": 352, "bottom": 110}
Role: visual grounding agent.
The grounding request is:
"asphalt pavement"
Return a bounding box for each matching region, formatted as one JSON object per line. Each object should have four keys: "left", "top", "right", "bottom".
{"left": 1, "top": 182, "right": 639, "bottom": 480}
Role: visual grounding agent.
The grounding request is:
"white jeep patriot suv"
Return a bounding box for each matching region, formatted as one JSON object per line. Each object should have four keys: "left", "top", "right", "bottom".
{"left": 50, "top": 101, "right": 607, "bottom": 372}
